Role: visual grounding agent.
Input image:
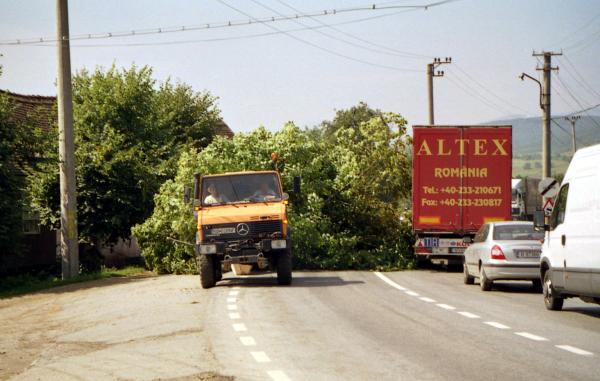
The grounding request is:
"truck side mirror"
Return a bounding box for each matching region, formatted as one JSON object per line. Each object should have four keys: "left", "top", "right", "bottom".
{"left": 533, "top": 210, "right": 548, "bottom": 231}
{"left": 193, "top": 173, "right": 201, "bottom": 202}
{"left": 183, "top": 186, "right": 191, "bottom": 204}
{"left": 293, "top": 176, "right": 301, "bottom": 195}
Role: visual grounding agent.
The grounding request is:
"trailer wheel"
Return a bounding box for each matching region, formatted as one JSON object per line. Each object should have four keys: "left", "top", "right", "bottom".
{"left": 277, "top": 248, "right": 292, "bottom": 286}
{"left": 199, "top": 255, "right": 216, "bottom": 289}
{"left": 463, "top": 263, "right": 475, "bottom": 285}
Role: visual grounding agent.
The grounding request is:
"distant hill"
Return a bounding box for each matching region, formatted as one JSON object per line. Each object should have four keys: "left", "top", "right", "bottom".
{"left": 483, "top": 115, "right": 600, "bottom": 177}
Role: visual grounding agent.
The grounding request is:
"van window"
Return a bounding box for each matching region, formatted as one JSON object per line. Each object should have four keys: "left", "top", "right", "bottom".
{"left": 549, "top": 184, "right": 569, "bottom": 230}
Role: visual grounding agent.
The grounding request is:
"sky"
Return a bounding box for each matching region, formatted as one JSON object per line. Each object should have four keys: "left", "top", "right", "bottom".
{"left": 1, "top": 0, "right": 599, "bottom": 133}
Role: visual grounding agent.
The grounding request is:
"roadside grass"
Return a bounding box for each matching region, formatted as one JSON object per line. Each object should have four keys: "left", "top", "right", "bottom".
{"left": 0, "top": 266, "right": 149, "bottom": 299}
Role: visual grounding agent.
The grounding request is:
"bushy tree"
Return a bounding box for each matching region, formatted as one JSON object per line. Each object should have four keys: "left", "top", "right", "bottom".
{"left": 133, "top": 105, "right": 415, "bottom": 273}
{"left": 30, "top": 65, "right": 221, "bottom": 253}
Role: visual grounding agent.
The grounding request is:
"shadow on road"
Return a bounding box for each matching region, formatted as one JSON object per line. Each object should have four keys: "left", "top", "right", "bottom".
{"left": 563, "top": 306, "right": 600, "bottom": 318}
{"left": 489, "top": 281, "right": 542, "bottom": 294}
{"left": 217, "top": 275, "right": 364, "bottom": 288}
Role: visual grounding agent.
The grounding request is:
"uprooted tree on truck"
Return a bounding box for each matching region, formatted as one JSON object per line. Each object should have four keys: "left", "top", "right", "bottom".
{"left": 133, "top": 104, "right": 415, "bottom": 273}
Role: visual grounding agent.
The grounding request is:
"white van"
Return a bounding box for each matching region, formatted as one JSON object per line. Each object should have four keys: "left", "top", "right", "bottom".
{"left": 537, "top": 143, "right": 600, "bottom": 311}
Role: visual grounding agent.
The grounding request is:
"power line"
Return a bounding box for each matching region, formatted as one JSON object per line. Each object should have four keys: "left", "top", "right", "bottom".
{"left": 273, "top": 0, "right": 434, "bottom": 59}
{"left": 0, "top": 1, "right": 453, "bottom": 46}
{"left": 559, "top": 55, "right": 600, "bottom": 100}
{"left": 555, "top": 9, "right": 600, "bottom": 48}
{"left": 250, "top": 0, "right": 423, "bottom": 59}
{"left": 22, "top": 11, "right": 423, "bottom": 49}
{"left": 214, "top": 0, "right": 426, "bottom": 73}
{"left": 553, "top": 71, "right": 600, "bottom": 129}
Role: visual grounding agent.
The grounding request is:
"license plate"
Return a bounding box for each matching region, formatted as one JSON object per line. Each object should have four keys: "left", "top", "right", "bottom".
{"left": 515, "top": 250, "right": 540, "bottom": 258}
{"left": 210, "top": 227, "right": 236, "bottom": 235}
{"left": 432, "top": 247, "right": 448, "bottom": 254}
{"left": 449, "top": 247, "right": 466, "bottom": 254}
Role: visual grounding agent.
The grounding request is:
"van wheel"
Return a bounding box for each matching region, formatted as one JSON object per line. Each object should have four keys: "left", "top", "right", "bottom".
{"left": 463, "top": 264, "right": 474, "bottom": 285}
{"left": 199, "top": 255, "right": 216, "bottom": 289}
{"left": 543, "top": 270, "right": 563, "bottom": 311}
{"left": 277, "top": 249, "right": 292, "bottom": 286}
{"left": 480, "top": 266, "right": 493, "bottom": 291}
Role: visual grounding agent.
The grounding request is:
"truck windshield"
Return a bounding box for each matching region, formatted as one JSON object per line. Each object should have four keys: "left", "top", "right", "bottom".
{"left": 493, "top": 224, "right": 544, "bottom": 241}
{"left": 201, "top": 173, "right": 282, "bottom": 206}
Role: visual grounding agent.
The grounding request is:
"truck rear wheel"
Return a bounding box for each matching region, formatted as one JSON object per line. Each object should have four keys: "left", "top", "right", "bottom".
{"left": 199, "top": 254, "right": 216, "bottom": 289}
{"left": 277, "top": 249, "right": 292, "bottom": 285}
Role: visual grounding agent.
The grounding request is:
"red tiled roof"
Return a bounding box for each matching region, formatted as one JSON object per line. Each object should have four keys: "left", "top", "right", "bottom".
{"left": 0, "top": 89, "right": 234, "bottom": 138}
{"left": 0, "top": 90, "right": 56, "bottom": 133}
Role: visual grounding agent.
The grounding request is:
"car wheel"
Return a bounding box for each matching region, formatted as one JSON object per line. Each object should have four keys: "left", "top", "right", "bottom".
{"left": 543, "top": 270, "right": 563, "bottom": 311}
{"left": 480, "top": 266, "right": 493, "bottom": 291}
{"left": 277, "top": 249, "right": 292, "bottom": 286}
{"left": 199, "top": 255, "right": 216, "bottom": 289}
{"left": 463, "top": 263, "right": 475, "bottom": 285}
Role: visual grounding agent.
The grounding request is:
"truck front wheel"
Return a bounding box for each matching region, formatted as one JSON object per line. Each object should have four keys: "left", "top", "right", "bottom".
{"left": 199, "top": 255, "right": 216, "bottom": 289}
{"left": 277, "top": 248, "right": 292, "bottom": 285}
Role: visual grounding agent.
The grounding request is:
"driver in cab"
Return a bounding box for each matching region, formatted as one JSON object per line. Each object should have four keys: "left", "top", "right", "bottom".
{"left": 204, "top": 183, "right": 229, "bottom": 205}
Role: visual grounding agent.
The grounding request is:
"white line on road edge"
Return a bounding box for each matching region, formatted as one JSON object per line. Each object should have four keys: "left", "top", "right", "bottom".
{"left": 267, "top": 370, "right": 292, "bottom": 381}
{"left": 229, "top": 312, "right": 241, "bottom": 320}
{"left": 457, "top": 311, "right": 480, "bottom": 319}
{"left": 484, "top": 321, "right": 510, "bottom": 330}
{"left": 419, "top": 297, "right": 436, "bottom": 303}
{"left": 405, "top": 290, "right": 419, "bottom": 296}
{"left": 514, "top": 332, "right": 548, "bottom": 341}
{"left": 229, "top": 290, "right": 240, "bottom": 296}
{"left": 239, "top": 336, "right": 256, "bottom": 346}
{"left": 251, "top": 351, "right": 271, "bottom": 363}
{"left": 555, "top": 345, "right": 594, "bottom": 356}
{"left": 232, "top": 323, "right": 247, "bottom": 332}
{"left": 227, "top": 304, "right": 238, "bottom": 311}
{"left": 374, "top": 272, "right": 407, "bottom": 291}
{"left": 227, "top": 297, "right": 237, "bottom": 303}
{"left": 436, "top": 303, "right": 456, "bottom": 310}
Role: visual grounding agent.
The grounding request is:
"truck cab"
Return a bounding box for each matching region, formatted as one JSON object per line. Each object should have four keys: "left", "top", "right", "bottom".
{"left": 191, "top": 170, "right": 298, "bottom": 288}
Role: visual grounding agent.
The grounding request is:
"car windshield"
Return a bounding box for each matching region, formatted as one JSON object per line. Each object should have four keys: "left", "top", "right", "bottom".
{"left": 493, "top": 224, "right": 544, "bottom": 241}
{"left": 201, "top": 173, "right": 282, "bottom": 206}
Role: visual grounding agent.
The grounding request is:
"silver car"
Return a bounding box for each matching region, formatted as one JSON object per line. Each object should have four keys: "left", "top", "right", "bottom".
{"left": 463, "top": 221, "right": 544, "bottom": 291}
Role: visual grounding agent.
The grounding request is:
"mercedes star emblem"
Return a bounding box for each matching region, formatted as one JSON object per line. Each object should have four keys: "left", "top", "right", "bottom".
{"left": 236, "top": 223, "right": 250, "bottom": 236}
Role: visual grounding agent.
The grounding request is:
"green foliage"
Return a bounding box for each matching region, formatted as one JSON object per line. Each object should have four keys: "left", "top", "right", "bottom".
{"left": 30, "top": 65, "right": 221, "bottom": 249}
{"left": 0, "top": 91, "right": 50, "bottom": 272}
{"left": 134, "top": 104, "right": 415, "bottom": 273}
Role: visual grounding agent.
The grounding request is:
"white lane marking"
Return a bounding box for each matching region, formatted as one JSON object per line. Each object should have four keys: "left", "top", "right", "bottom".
{"left": 229, "top": 290, "right": 239, "bottom": 296}
{"left": 250, "top": 351, "right": 271, "bottom": 363}
{"left": 556, "top": 345, "right": 594, "bottom": 356}
{"left": 436, "top": 303, "right": 456, "bottom": 310}
{"left": 457, "top": 311, "right": 480, "bottom": 319}
{"left": 239, "top": 336, "right": 256, "bottom": 346}
{"left": 405, "top": 290, "right": 419, "bottom": 296}
{"left": 374, "top": 272, "right": 407, "bottom": 291}
{"left": 229, "top": 312, "right": 241, "bottom": 320}
{"left": 484, "top": 321, "right": 510, "bottom": 330}
{"left": 419, "top": 297, "right": 436, "bottom": 303}
{"left": 267, "top": 370, "right": 292, "bottom": 381}
{"left": 227, "top": 297, "right": 237, "bottom": 303}
{"left": 232, "top": 323, "right": 247, "bottom": 332}
{"left": 515, "top": 332, "right": 548, "bottom": 341}
{"left": 227, "top": 304, "right": 238, "bottom": 311}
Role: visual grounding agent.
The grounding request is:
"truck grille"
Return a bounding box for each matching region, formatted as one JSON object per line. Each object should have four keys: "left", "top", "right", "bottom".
{"left": 203, "top": 220, "right": 283, "bottom": 240}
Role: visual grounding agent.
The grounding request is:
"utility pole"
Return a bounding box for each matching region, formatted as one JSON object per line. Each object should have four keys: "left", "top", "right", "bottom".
{"left": 427, "top": 57, "right": 451, "bottom": 124}
{"left": 56, "top": 0, "right": 79, "bottom": 279}
{"left": 564, "top": 115, "right": 580, "bottom": 155}
{"left": 534, "top": 51, "right": 561, "bottom": 178}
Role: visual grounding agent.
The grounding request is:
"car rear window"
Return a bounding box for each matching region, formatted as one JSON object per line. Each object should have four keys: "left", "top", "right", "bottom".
{"left": 493, "top": 224, "right": 544, "bottom": 241}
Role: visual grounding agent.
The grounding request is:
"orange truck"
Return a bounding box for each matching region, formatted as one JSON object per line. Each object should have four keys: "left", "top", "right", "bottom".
{"left": 186, "top": 169, "right": 300, "bottom": 288}
{"left": 412, "top": 125, "right": 512, "bottom": 265}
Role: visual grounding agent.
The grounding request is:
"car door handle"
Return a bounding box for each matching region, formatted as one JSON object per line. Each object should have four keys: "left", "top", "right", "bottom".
{"left": 561, "top": 235, "right": 566, "bottom": 246}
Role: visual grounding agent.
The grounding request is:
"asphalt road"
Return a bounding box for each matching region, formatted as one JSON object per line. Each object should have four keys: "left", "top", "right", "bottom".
{"left": 208, "top": 269, "right": 600, "bottom": 381}
{"left": 2, "top": 270, "right": 599, "bottom": 380}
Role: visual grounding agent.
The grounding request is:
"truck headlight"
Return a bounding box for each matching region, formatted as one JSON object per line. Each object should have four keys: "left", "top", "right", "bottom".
{"left": 271, "top": 239, "right": 287, "bottom": 249}
{"left": 199, "top": 244, "right": 217, "bottom": 254}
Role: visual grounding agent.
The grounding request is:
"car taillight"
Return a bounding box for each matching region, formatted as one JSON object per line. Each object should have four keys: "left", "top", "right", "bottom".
{"left": 491, "top": 245, "right": 506, "bottom": 260}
